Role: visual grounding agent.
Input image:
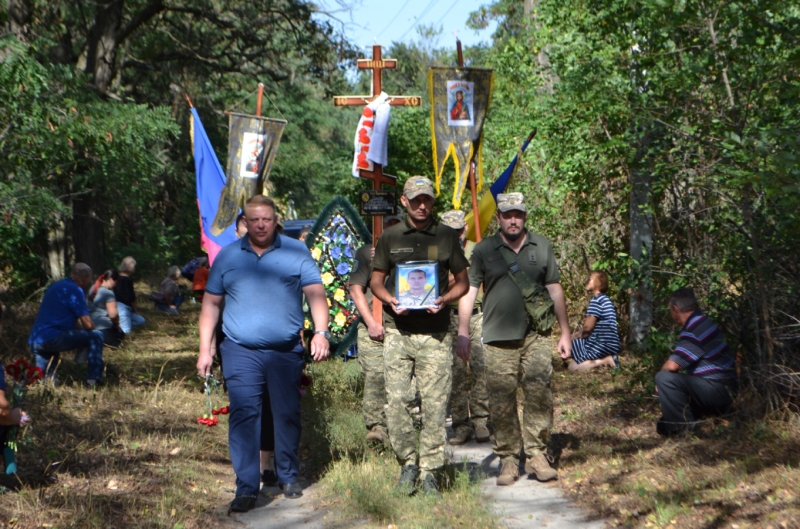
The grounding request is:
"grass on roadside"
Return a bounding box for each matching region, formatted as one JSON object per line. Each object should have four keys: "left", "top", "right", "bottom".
{"left": 0, "top": 300, "right": 235, "bottom": 529}
{"left": 551, "top": 357, "right": 800, "bottom": 528}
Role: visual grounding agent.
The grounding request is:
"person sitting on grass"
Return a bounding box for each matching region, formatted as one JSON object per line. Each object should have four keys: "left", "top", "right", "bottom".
{"left": 152, "top": 266, "right": 185, "bottom": 315}
{"left": 88, "top": 269, "right": 126, "bottom": 347}
{"left": 114, "top": 256, "right": 145, "bottom": 334}
{"left": 655, "top": 287, "right": 738, "bottom": 436}
{"left": 192, "top": 257, "right": 210, "bottom": 303}
{"left": 28, "top": 263, "right": 105, "bottom": 387}
{"left": 561, "top": 270, "right": 621, "bottom": 371}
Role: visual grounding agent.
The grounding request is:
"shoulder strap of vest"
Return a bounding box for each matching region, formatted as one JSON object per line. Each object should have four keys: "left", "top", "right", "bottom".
{"left": 497, "top": 245, "right": 540, "bottom": 298}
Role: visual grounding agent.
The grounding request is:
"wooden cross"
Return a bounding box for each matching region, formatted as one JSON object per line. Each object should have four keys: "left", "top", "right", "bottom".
{"left": 357, "top": 162, "right": 397, "bottom": 323}
{"left": 333, "top": 45, "right": 422, "bottom": 107}
{"left": 334, "top": 45, "right": 420, "bottom": 322}
{"left": 358, "top": 163, "right": 397, "bottom": 244}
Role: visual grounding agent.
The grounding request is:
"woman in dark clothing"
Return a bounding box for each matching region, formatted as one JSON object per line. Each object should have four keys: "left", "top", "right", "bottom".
{"left": 88, "top": 269, "right": 125, "bottom": 346}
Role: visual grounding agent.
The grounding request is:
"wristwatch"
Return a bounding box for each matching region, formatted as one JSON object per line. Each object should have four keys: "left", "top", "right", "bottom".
{"left": 314, "top": 330, "right": 332, "bottom": 340}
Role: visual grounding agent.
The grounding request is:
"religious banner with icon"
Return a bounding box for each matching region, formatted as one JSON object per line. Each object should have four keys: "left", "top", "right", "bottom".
{"left": 210, "top": 113, "right": 287, "bottom": 236}
{"left": 303, "top": 197, "right": 372, "bottom": 356}
{"left": 428, "top": 67, "right": 493, "bottom": 209}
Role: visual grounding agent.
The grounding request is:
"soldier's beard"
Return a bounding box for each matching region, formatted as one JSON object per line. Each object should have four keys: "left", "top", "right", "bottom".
{"left": 502, "top": 229, "right": 524, "bottom": 241}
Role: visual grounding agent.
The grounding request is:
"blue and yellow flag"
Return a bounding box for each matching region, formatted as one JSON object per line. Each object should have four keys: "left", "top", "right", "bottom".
{"left": 464, "top": 131, "right": 536, "bottom": 242}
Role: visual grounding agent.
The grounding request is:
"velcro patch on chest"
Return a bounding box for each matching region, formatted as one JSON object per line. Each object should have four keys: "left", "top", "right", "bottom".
{"left": 391, "top": 248, "right": 414, "bottom": 254}
{"left": 528, "top": 250, "right": 537, "bottom": 264}
{"left": 428, "top": 245, "right": 438, "bottom": 260}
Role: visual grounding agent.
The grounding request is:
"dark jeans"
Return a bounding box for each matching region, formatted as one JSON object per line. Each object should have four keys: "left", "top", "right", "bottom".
{"left": 262, "top": 392, "right": 275, "bottom": 452}
{"left": 155, "top": 294, "right": 185, "bottom": 315}
{"left": 221, "top": 339, "right": 304, "bottom": 496}
{"left": 31, "top": 329, "right": 105, "bottom": 380}
{"left": 655, "top": 370, "right": 736, "bottom": 435}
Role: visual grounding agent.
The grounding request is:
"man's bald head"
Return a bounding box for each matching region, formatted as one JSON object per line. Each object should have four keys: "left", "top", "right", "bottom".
{"left": 70, "top": 263, "right": 92, "bottom": 287}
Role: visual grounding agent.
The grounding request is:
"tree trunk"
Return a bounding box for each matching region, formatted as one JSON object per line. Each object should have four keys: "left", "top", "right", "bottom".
{"left": 84, "top": 0, "right": 125, "bottom": 92}
{"left": 72, "top": 193, "right": 107, "bottom": 273}
{"left": 5, "top": 0, "right": 32, "bottom": 38}
{"left": 47, "top": 216, "right": 67, "bottom": 280}
{"left": 629, "top": 166, "right": 654, "bottom": 345}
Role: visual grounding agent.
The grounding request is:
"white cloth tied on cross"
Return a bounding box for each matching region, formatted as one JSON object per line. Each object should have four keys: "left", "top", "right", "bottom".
{"left": 352, "top": 92, "right": 391, "bottom": 177}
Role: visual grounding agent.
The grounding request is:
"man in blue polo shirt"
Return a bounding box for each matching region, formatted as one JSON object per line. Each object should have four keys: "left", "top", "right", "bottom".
{"left": 655, "top": 287, "right": 738, "bottom": 436}
{"left": 28, "top": 263, "right": 105, "bottom": 386}
{"left": 196, "top": 194, "right": 330, "bottom": 513}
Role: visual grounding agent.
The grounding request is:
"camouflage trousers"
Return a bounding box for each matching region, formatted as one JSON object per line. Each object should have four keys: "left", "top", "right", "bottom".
{"left": 384, "top": 327, "right": 452, "bottom": 475}
{"left": 449, "top": 311, "right": 489, "bottom": 431}
{"left": 484, "top": 333, "right": 553, "bottom": 466}
{"left": 357, "top": 323, "right": 387, "bottom": 431}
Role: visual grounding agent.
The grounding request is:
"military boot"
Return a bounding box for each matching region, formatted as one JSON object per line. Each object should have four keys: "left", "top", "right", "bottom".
{"left": 448, "top": 426, "right": 473, "bottom": 446}
{"left": 474, "top": 423, "right": 491, "bottom": 443}
{"left": 365, "top": 425, "right": 389, "bottom": 443}
{"left": 525, "top": 452, "right": 558, "bottom": 482}
{"left": 496, "top": 461, "right": 519, "bottom": 486}
{"left": 396, "top": 464, "right": 419, "bottom": 495}
{"left": 419, "top": 473, "right": 442, "bottom": 498}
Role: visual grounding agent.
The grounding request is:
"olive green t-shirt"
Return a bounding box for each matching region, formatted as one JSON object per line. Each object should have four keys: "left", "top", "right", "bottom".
{"left": 350, "top": 244, "right": 375, "bottom": 329}
{"left": 448, "top": 239, "right": 482, "bottom": 310}
{"left": 468, "top": 230, "right": 560, "bottom": 344}
{"left": 373, "top": 217, "right": 469, "bottom": 334}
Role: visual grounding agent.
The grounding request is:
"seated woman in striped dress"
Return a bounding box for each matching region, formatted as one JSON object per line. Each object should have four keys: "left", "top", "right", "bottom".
{"left": 563, "top": 271, "right": 621, "bottom": 372}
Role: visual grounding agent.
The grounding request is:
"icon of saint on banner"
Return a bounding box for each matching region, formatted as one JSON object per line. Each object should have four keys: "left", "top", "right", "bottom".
{"left": 447, "top": 81, "right": 474, "bottom": 127}
{"left": 239, "top": 133, "right": 265, "bottom": 178}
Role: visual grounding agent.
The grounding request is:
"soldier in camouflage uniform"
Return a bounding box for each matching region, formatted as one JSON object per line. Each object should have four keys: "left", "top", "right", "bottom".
{"left": 349, "top": 214, "right": 403, "bottom": 443}
{"left": 456, "top": 193, "right": 572, "bottom": 486}
{"left": 441, "top": 210, "right": 490, "bottom": 445}
{"left": 370, "top": 177, "right": 470, "bottom": 496}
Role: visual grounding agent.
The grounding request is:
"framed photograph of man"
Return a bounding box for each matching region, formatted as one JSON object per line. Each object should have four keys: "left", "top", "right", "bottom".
{"left": 395, "top": 261, "right": 439, "bottom": 310}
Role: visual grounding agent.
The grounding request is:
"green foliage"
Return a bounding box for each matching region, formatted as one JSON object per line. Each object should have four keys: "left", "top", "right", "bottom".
{"left": 0, "top": 38, "right": 179, "bottom": 293}
{"left": 470, "top": 0, "right": 800, "bottom": 393}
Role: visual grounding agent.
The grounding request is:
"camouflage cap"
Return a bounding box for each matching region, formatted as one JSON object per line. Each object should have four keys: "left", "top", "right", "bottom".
{"left": 441, "top": 210, "right": 466, "bottom": 230}
{"left": 383, "top": 211, "right": 405, "bottom": 225}
{"left": 496, "top": 192, "right": 527, "bottom": 213}
{"left": 403, "top": 176, "right": 435, "bottom": 199}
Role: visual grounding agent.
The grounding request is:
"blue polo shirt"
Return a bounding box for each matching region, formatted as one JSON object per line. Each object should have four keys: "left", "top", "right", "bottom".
{"left": 28, "top": 278, "right": 89, "bottom": 346}
{"left": 206, "top": 234, "right": 321, "bottom": 350}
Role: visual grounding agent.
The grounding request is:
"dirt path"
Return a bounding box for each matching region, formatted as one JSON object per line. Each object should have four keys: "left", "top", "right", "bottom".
{"left": 449, "top": 439, "right": 607, "bottom": 529}
{"left": 229, "top": 478, "right": 333, "bottom": 529}
{"left": 230, "top": 438, "right": 606, "bottom": 529}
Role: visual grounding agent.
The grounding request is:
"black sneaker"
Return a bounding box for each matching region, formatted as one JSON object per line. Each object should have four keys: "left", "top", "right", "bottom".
{"left": 396, "top": 464, "right": 419, "bottom": 495}
{"left": 419, "top": 473, "right": 442, "bottom": 498}
{"left": 282, "top": 482, "right": 303, "bottom": 499}
{"left": 261, "top": 469, "right": 278, "bottom": 488}
{"left": 228, "top": 495, "right": 257, "bottom": 514}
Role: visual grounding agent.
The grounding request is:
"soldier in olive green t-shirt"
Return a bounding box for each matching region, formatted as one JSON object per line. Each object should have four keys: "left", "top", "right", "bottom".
{"left": 370, "top": 177, "right": 470, "bottom": 496}
{"left": 456, "top": 193, "right": 572, "bottom": 487}
{"left": 440, "top": 210, "right": 490, "bottom": 446}
{"left": 348, "top": 214, "right": 403, "bottom": 444}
